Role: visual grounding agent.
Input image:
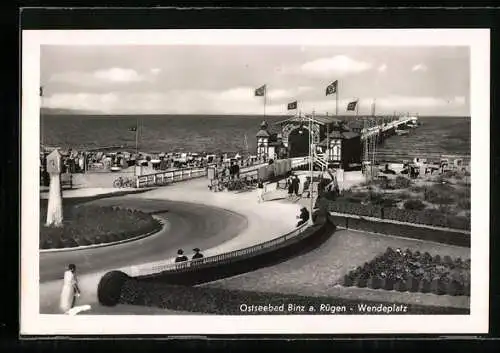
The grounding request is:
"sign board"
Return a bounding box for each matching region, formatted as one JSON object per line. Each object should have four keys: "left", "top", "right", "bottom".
{"left": 46, "top": 149, "right": 62, "bottom": 174}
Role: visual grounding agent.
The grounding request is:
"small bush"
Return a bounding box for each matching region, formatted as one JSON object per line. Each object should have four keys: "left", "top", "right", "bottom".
{"left": 394, "top": 176, "right": 412, "bottom": 189}
{"left": 343, "top": 274, "right": 354, "bottom": 287}
{"left": 98, "top": 271, "right": 131, "bottom": 306}
{"left": 403, "top": 199, "right": 426, "bottom": 211}
{"left": 355, "top": 276, "right": 368, "bottom": 288}
{"left": 420, "top": 279, "right": 431, "bottom": 293}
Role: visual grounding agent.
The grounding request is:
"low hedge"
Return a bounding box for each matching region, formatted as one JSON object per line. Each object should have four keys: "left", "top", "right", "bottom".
{"left": 40, "top": 204, "right": 162, "bottom": 249}
{"left": 342, "top": 247, "right": 470, "bottom": 296}
{"left": 97, "top": 275, "right": 467, "bottom": 314}
{"left": 318, "top": 198, "right": 470, "bottom": 230}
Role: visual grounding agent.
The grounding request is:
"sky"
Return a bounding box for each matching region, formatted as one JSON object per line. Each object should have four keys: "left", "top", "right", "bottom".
{"left": 40, "top": 45, "right": 470, "bottom": 116}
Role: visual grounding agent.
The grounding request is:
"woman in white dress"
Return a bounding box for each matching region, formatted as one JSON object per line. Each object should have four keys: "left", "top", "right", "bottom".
{"left": 59, "top": 264, "right": 81, "bottom": 314}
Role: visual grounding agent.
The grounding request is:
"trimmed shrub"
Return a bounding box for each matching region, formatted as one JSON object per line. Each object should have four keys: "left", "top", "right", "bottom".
{"left": 430, "top": 278, "right": 441, "bottom": 295}
{"left": 343, "top": 274, "right": 354, "bottom": 287}
{"left": 355, "top": 276, "right": 368, "bottom": 288}
{"left": 432, "top": 254, "right": 442, "bottom": 264}
{"left": 98, "top": 271, "right": 131, "bottom": 307}
{"left": 422, "top": 252, "right": 432, "bottom": 262}
{"left": 447, "top": 280, "right": 463, "bottom": 296}
{"left": 394, "top": 176, "right": 412, "bottom": 189}
{"left": 403, "top": 199, "right": 426, "bottom": 211}
{"left": 443, "top": 255, "right": 453, "bottom": 265}
{"left": 420, "top": 279, "right": 431, "bottom": 293}
{"left": 395, "top": 280, "right": 407, "bottom": 292}
{"left": 383, "top": 278, "right": 395, "bottom": 291}
{"left": 367, "top": 276, "right": 383, "bottom": 290}
{"left": 406, "top": 276, "right": 420, "bottom": 292}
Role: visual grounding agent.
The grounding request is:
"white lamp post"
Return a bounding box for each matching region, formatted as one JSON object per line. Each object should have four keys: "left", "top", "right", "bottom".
{"left": 308, "top": 111, "right": 315, "bottom": 226}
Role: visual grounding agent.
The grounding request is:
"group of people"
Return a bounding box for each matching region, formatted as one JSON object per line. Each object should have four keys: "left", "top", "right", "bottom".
{"left": 175, "top": 248, "right": 204, "bottom": 263}
{"left": 286, "top": 174, "right": 301, "bottom": 197}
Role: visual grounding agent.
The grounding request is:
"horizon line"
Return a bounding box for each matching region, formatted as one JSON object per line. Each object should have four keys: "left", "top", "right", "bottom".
{"left": 40, "top": 110, "right": 471, "bottom": 119}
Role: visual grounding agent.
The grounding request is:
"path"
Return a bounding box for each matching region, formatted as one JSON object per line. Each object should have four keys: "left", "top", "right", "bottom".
{"left": 39, "top": 177, "right": 300, "bottom": 314}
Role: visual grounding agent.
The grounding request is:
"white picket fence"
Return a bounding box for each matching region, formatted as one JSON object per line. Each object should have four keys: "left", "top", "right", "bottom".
{"left": 135, "top": 157, "right": 311, "bottom": 188}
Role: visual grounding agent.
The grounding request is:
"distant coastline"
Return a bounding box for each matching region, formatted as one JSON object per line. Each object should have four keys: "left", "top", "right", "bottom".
{"left": 40, "top": 108, "right": 470, "bottom": 120}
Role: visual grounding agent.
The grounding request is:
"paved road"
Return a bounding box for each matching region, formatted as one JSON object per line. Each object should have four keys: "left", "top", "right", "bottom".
{"left": 37, "top": 179, "right": 299, "bottom": 315}
{"left": 40, "top": 198, "right": 247, "bottom": 282}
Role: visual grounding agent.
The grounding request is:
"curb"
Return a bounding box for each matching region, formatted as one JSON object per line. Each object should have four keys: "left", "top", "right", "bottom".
{"left": 328, "top": 211, "right": 470, "bottom": 234}
{"left": 39, "top": 215, "right": 167, "bottom": 253}
{"left": 335, "top": 226, "right": 470, "bottom": 249}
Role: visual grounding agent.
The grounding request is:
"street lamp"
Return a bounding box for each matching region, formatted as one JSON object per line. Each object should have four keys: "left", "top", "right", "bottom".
{"left": 308, "top": 111, "right": 315, "bottom": 226}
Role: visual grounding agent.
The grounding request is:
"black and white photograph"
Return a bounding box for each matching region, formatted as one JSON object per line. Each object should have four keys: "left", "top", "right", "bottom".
{"left": 21, "top": 29, "right": 489, "bottom": 335}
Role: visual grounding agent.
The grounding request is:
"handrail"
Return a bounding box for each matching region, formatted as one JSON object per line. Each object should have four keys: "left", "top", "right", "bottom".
{"left": 134, "top": 221, "right": 312, "bottom": 277}
{"left": 135, "top": 166, "right": 208, "bottom": 188}
{"left": 135, "top": 157, "right": 311, "bottom": 188}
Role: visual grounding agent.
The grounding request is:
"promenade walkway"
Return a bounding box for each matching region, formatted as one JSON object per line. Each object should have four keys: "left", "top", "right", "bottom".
{"left": 39, "top": 177, "right": 300, "bottom": 314}
{"left": 123, "top": 178, "right": 300, "bottom": 270}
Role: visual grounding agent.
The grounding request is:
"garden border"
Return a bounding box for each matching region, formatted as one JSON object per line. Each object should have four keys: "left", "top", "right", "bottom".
{"left": 330, "top": 212, "right": 470, "bottom": 247}
{"left": 39, "top": 215, "right": 167, "bottom": 253}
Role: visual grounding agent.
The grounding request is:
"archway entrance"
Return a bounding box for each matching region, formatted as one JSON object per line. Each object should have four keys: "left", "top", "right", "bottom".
{"left": 288, "top": 127, "right": 310, "bottom": 158}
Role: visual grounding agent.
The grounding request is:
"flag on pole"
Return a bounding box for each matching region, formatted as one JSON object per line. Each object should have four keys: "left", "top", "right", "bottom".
{"left": 40, "top": 86, "right": 43, "bottom": 97}
{"left": 347, "top": 100, "right": 358, "bottom": 111}
{"left": 254, "top": 84, "right": 266, "bottom": 97}
{"left": 287, "top": 101, "right": 298, "bottom": 110}
{"left": 325, "top": 80, "right": 338, "bottom": 96}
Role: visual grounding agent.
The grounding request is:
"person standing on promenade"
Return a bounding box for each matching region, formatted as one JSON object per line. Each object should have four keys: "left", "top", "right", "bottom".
{"left": 287, "top": 174, "right": 294, "bottom": 196}
{"left": 59, "top": 264, "right": 81, "bottom": 314}
{"left": 175, "top": 249, "right": 188, "bottom": 263}
{"left": 292, "top": 175, "right": 300, "bottom": 196}
{"left": 257, "top": 178, "right": 264, "bottom": 203}
{"left": 192, "top": 248, "right": 204, "bottom": 261}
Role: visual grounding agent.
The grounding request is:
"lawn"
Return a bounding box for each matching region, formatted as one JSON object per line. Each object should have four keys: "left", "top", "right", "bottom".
{"left": 40, "top": 202, "right": 161, "bottom": 249}
{"left": 319, "top": 170, "right": 471, "bottom": 230}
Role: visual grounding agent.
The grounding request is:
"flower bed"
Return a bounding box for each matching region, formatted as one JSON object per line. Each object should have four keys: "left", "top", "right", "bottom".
{"left": 96, "top": 272, "right": 468, "bottom": 314}
{"left": 40, "top": 204, "right": 162, "bottom": 249}
{"left": 342, "top": 247, "right": 471, "bottom": 296}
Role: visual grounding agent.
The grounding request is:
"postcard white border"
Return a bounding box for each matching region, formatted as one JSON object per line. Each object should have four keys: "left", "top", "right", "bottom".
{"left": 21, "top": 29, "right": 490, "bottom": 335}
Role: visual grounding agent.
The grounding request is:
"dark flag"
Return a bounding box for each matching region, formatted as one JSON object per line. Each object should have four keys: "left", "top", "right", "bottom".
{"left": 347, "top": 100, "right": 358, "bottom": 111}
{"left": 255, "top": 84, "right": 266, "bottom": 97}
{"left": 129, "top": 127, "right": 137, "bottom": 132}
{"left": 325, "top": 80, "right": 338, "bottom": 96}
{"left": 40, "top": 86, "right": 43, "bottom": 97}
{"left": 287, "top": 101, "right": 298, "bottom": 110}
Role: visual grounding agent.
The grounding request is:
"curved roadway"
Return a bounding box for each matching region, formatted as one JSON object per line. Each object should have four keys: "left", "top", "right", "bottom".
{"left": 39, "top": 178, "right": 300, "bottom": 314}
{"left": 40, "top": 198, "right": 248, "bottom": 282}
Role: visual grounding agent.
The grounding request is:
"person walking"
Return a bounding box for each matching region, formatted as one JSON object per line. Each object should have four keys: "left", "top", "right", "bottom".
{"left": 257, "top": 178, "right": 264, "bottom": 203}
{"left": 59, "top": 264, "right": 81, "bottom": 314}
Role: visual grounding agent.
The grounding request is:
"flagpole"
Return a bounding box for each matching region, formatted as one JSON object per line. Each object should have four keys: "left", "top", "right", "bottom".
{"left": 135, "top": 117, "right": 139, "bottom": 155}
{"left": 326, "top": 111, "right": 329, "bottom": 166}
{"left": 336, "top": 85, "right": 339, "bottom": 116}
{"left": 356, "top": 98, "right": 359, "bottom": 116}
{"left": 263, "top": 85, "right": 267, "bottom": 118}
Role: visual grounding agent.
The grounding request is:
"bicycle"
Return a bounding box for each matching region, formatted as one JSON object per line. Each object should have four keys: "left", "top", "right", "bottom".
{"left": 113, "top": 176, "right": 134, "bottom": 188}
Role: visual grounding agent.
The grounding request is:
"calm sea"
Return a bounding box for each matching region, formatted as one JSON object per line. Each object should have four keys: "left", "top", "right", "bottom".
{"left": 40, "top": 114, "right": 471, "bottom": 161}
